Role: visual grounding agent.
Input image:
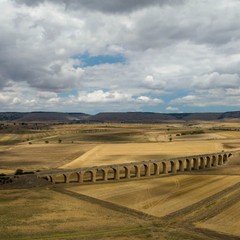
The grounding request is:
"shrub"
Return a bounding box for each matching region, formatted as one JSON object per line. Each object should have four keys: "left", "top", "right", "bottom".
{"left": 15, "top": 169, "right": 23, "bottom": 175}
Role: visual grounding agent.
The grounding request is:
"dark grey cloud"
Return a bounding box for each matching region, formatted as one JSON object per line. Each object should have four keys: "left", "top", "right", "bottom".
{"left": 14, "top": 0, "right": 185, "bottom": 13}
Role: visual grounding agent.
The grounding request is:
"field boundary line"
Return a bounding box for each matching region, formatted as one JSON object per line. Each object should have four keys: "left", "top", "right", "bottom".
{"left": 161, "top": 182, "right": 240, "bottom": 222}
{"left": 52, "top": 187, "right": 158, "bottom": 220}
{"left": 3, "top": 226, "right": 148, "bottom": 240}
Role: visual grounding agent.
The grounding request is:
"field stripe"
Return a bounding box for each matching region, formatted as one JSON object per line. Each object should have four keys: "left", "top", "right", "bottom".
{"left": 4, "top": 226, "right": 148, "bottom": 240}
{"left": 52, "top": 187, "right": 157, "bottom": 220}
{"left": 161, "top": 182, "right": 240, "bottom": 222}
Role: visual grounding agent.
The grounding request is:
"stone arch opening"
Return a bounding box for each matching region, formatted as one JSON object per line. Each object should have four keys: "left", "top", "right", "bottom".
{"left": 170, "top": 161, "right": 177, "bottom": 173}
{"left": 119, "top": 166, "right": 130, "bottom": 179}
{"left": 212, "top": 155, "right": 217, "bottom": 167}
{"left": 43, "top": 175, "right": 53, "bottom": 182}
{"left": 206, "top": 156, "right": 211, "bottom": 168}
{"left": 150, "top": 163, "right": 159, "bottom": 176}
{"left": 69, "top": 172, "right": 80, "bottom": 183}
{"left": 54, "top": 174, "right": 67, "bottom": 184}
{"left": 178, "top": 160, "right": 185, "bottom": 172}
{"left": 140, "top": 164, "right": 148, "bottom": 177}
{"left": 48, "top": 176, "right": 53, "bottom": 182}
{"left": 96, "top": 169, "right": 106, "bottom": 181}
{"left": 83, "top": 171, "right": 94, "bottom": 182}
{"left": 218, "top": 155, "right": 223, "bottom": 165}
{"left": 199, "top": 157, "right": 205, "bottom": 169}
{"left": 192, "top": 158, "right": 199, "bottom": 170}
{"left": 228, "top": 153, "right": 232, "bottom": 158}
{"left": 186, "top": 159, "right": 192, "bottom": 171}
{"left": 129, "top": 165, "right": 139, "bottom": 178}
{"left": 107, "top": 168, "right": 117, "bottom": 180}
{"left": 223, "top": 154, "right": 228, "bottom": 163}
{"left": 160, "top": 162, "right": 167, "bottom": 174}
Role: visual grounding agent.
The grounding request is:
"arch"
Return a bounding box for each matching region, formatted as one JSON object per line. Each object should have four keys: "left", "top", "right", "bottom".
{"left": 178, "top": 160, "right": 185, "bottom": 172}
{"left": 223, "top": 154, "right": 228, "bottom": 163}
{"left": 44, "top": 175, "right": 53, "bottom": 182}
{"left": 69, "top": 172, "right": 80, "bottom": 183}
{"left": 160, "top": 162, "right": 167, "bottom": 174}
{"left": 107, "top": 167, "right": 118, "bottom": 180}
{"left": 150, "top": 162, "right": 159, "bottom": 176}
{"left": 206, "top": 156, "right": 211, "bottom": 168}
{"left": 54, "top": 174, "right": 67, "bottom": 183}
{"left": 83, "top": 170, "right": 94, "bottom": 182}
{"left": 199, "top": 157, "right": 205, "bottom": 169}
{"left": 119, "top": 166, "right": 130, "bottom": 179}
{"left": 49, "top": 175, "right": 53, "bottom": 182}
{"left": 140, "top": 164, "right": 149, "bottom": 177}
{"left": 228, "top": 153, "right": 232, "bottom": 158}
{"left": 212, "top": 155, "right": 217, "bottom": 167}
{"left": 96, "top": 169, "right": 106, "bottom": 181}
{"left": 218, "top": 155, "right": 223, "bottom": 166}
{"left": 129, "top": 165, "right": 140, "bottom": 178}
{"left": 185, "top": 159, "right": 192, "bottom": 171}
{"left": 193, "top": 158, "right": 199, "bottom": 170}
{"left": 170, "top": 161, "right": 177, "bottom": 173}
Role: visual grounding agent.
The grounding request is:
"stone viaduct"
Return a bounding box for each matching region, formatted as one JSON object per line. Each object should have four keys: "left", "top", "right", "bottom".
{"left": 37, "top": 151, "right": 234, "bottom": 185}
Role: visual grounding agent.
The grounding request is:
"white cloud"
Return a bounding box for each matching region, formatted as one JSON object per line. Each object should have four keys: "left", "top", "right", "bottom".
{"left": 143, "top": 75, "right": 166, "bottom": 90}
{"left": 77, "top": 90, "right": 131, "bottom": 103}
{"left": 1, "top": 0, "right": 240, "bottom": 112}
{"left": 77, "top": 90, "right": 162, "bottom": 105}
{"left": 192, "top": 72, "right": 240, "bottom": 89}
{"left": 166, "top": 106, "right": 179, "bottom": 112}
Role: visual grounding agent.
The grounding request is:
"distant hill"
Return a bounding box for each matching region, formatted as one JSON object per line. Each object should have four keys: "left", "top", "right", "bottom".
{"left": 0, "top": 112, "right": 90, "bottom": 122}
{"left": 87, "top": 112, "right": 225, "bottom": 123}
{"left": 0, "top": 111, "right": 240, "bottom": 123}
{"left": 87, "top": 112, "right": 175, "bottom": 123}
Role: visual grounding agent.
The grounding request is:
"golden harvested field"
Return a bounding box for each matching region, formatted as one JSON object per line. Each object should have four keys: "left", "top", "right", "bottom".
{"left": 68, "top": 175, "right": 240, "bottom": 217}
{"left": 196, "top": 199, "right": 240, "bottom": 237}
{"left": 0, "top": 143, "right": 94, "bottom": 170}
{"left": 1, "top": 121, "right": 240, "bottom": 240}
{"left": 0, "top": 188, "right": 152, "bottom": 240}
{"left": 61, "top": 141, "right": 224, "bottom": 169}
{"left": 2, "top": 122, "right": 238, "bottom": 172}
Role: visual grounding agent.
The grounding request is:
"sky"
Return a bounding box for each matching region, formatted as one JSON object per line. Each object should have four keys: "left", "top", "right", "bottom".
{"left": 1, "top": 0, "right": 240, "bottom": 113}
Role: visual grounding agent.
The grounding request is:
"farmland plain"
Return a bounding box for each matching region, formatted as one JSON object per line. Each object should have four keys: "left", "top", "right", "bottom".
{"left": 0, "top": 120, "right": 240, "bottom": 239}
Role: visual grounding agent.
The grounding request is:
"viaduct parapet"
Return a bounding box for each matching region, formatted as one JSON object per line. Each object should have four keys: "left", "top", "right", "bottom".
{"left": 37, "top": 151, "right": 235, "bottom": 185}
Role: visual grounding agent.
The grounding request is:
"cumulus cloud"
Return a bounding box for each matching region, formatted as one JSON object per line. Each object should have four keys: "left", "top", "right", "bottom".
{"left": 0, "top": 0, "right": 240, "bottom": 112}
{"left": 77, "top": 90, "right": 131, "bottom": 103}
{"left": 171, "top": 95, "right": 200, "bottom": 106}
{"left": 166, "top": 106, "right": 179, "bottom": 112}
{"left": 77, "top": 90, "right": 162, "bottom": 105}
{"left": 143, "top": 75, "right": 166, "bottom": 90}
{"left": 192, "top": 72, "right": 240, "bottom": 89}
{"left": 171, "top": 89, "right": 240, "bottom": 108}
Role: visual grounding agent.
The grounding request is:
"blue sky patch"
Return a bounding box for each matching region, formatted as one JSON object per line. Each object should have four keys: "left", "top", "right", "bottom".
{"left": 73, "top": 52, "right": 126, "bottom": 67}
